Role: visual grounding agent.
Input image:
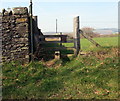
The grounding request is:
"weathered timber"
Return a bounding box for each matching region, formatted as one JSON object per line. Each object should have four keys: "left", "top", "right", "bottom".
{"left": 45, "top": 47, "right": 75, "bottom": 51}
{"left": 33, "top": 16, "right": 41, "bottom": 50}
{"left": 44, "top": 35, "right": 67, "bottom": 38}
{"left": 80, "top": 31, "right": 101, "bottom": 47}
{"left": 40, "top": 40, "right": 74, "bottom": 44}
{"left": 73, "top": 16, "right": 80, "bottom": 56}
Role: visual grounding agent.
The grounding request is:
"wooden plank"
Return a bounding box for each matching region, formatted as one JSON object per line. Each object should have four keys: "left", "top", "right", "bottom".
{"left": 40, "top": 40, "right": 74, "bottom": 44}
{"left": 81, "top": 32, "right": 101, "bottom": 47}
{"left": 44, "top": 35, "right": 67, "bottom": 38}
{"left": 45, "top": 47, "right": 75, "bottom": 51}
{"left": 66, "top": 40, "right": 74, "bottom": 43}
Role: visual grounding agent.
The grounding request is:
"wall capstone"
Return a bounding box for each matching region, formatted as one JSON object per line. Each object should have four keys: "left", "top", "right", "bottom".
{"left": 13, "top": 7, "right": 28, "bottom": 15}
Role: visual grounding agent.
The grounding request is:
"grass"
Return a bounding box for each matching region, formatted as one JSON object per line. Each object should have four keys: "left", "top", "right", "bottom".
{"left": 63, "top": 36, "right": 118, "bottom": 51}
{"left": 2, "top": 36, "right": 119, "bottom": 99}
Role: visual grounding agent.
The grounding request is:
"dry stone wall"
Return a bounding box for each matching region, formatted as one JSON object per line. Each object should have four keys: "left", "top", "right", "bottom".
{"left": 1, "top": 7, "right": 30, "bottom": 63}
{"left": 0, "top": 12, "right": 2, "bottom": 63}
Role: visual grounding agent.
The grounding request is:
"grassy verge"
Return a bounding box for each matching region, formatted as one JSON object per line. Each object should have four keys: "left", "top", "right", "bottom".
{"left": 2, "top": 36, "right": 119, "bottom": 99}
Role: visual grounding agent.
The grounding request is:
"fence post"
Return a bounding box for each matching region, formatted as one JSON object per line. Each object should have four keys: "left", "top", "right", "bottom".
{"left": 33, "top": 16, "right": 40, "bottom": 36}
{"left": 33, "top": 16, "right": 38, "bottom": 28}
{"left": 60, "top": 32, "right": 62, "bottom": 59}
{"left": 73, "top": 16, "right": 80, "bottom": 56}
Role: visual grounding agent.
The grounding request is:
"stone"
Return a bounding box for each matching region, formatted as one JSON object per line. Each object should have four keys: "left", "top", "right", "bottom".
{"left": 16, "top": 18, "right": 28, "bottom": 23}
{"left": 0, "top": 12, "right": 2, "bottom": 17}
{"left": 2, "top": 9, "right": 5, "bottom": 16}
{"left": 23, "top": 34, "right": 28, "bottom": 38}
{"left": 10, "top": 16, "right": 16, "bottom": 20}
{"left": 19, "top": 38, "right": 28, "bottom": 42}
{"left": 4, "top": 11, "right": 9, "bottom": 16}
{"left": 13, "top": 7, "right": 28, "bottom": 15}
{"left": 18, "top": 23, "right": 28, "bottom": 27}
{"left": 21, "top": 47, "right": 28, "bottom": 50}
{"left": 8, "top": 10, "right": 12, "bottom": 16}
{"left": 25, "top": 55, "right": 29, "bottom": 58}
{"left": 6, "top": 30, "right": 10, "bottom": 33}
{"left": 21, "top": 15, "right": 28, "bottom": 18}
{"left": 2, "top": 7, "right": 30, "bottom": 64}
{"left": 14, "top": 15, "right": 21, "bottom": 18}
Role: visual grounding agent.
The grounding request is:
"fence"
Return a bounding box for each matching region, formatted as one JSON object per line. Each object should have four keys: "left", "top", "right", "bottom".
{"left": 37, "top": 16, "right": 81, "bottom": 57}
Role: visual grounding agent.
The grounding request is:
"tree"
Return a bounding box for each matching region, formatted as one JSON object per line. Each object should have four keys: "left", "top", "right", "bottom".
{"left": 81, "top": 27, "right": 95, "bottom": 38}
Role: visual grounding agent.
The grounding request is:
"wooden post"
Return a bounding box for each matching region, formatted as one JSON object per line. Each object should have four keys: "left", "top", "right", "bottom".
{"left": 33, "top": 16, "right": 39, "bottom": 35}
{"left": 60, "top": 32, "right": 62, "bottom": 59}
{"left": 60, "top": 32, "right": 62, "bottom": 46}
{"left": 32, "top": 16, "right": 40, "bottom": 51}
{"left": 73, "top": 16, "right": 80, "bottom": 56}
{"left": 33, "top": 16, "right": 38, "bottom": 28}
{"left": 81, "top": 32, "right": 101, "bottom": 47}
{"left": 118, "top": 2, "right": 120, "bottom": 58}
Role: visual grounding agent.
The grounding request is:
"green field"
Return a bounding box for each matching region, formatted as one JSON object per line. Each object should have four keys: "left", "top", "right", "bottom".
{"left": 2, "top": 36, "right": 119, "bottom": 99}
{"left": 63, "top": 36, "right": 118, "bottom": 51}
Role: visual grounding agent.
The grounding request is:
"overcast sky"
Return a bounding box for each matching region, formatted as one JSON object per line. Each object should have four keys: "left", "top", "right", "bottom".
{"left": 0, "top": 0, "right": 118, "bottom": 32}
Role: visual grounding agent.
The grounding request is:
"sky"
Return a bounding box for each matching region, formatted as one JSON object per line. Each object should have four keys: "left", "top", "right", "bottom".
{"left": 0, "top": 0, "right": 118, "bottom": 32}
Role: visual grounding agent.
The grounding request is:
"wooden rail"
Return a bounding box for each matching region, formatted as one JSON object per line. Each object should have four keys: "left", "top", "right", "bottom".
{"left": 43, "top": 35, "right": 67, "bottom": 38}
{"left": 80, "top": 31, "right": 101, "bottom": 47}
{"left": 40, "top": 40, "right": 74, "bottom": 44}
{"left": 45, "top": 47, "right": 75, "bottom": 51}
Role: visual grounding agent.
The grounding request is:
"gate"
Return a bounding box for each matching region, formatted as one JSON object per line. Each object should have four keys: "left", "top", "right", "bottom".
{"left": 38, "top": 16, "right": 80, "bottom": 58}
